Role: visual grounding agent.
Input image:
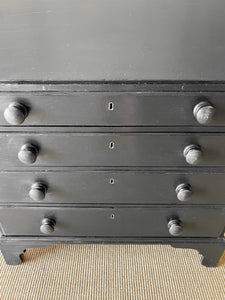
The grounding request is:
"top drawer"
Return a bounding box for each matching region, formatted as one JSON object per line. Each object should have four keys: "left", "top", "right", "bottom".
{"left": 1, "top": 92, "right": 225, "bottom": 126}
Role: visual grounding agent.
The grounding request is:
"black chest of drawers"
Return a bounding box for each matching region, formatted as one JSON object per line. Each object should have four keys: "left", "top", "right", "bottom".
{"left": 0, "top": 82, "right": 224, "bottom": 267}
{"left": 0, "top": 0, "right": 225, "bottom": 267}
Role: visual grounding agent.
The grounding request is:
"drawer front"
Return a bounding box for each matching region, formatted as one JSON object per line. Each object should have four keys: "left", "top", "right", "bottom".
{"left": 2, "top": 133, "right": 225, "bottom": 168}
{"left": 0, "top": 207, "right": 224, "bottom": 237}
{"left": 1, "top": 92, "right": 225, "bottom": 126}
{"left": 1, "top": 171, "right": 225, "bottom": 204}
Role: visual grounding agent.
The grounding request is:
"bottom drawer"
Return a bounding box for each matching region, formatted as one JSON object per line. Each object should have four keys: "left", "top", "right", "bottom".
{"left": 0, "top": 207, "right": 224, "bottom": 238}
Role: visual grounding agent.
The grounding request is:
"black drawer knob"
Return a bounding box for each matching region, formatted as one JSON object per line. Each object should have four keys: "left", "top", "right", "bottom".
{"left": 168, "top": 219, "right": 183, "bottom": 236}
{"left": 193, "top": 101, "right": 215, "bottom": 125}
{"left": 4, "top": 102, "right": 28, "bottom": 125}
{"left": 29, "top": 182, "right": 47, "bottom": 201}
{"left": 18, "top": 143, "right": 39, "bottom": 165}
{"left": 175, "top": 183, "right": 192, "bottom": 202}
{"left": 183, "top": 144, "right": 202, "bottom": 165}
{"left": 40, "top": 218, "right": 55, "bottom": 234}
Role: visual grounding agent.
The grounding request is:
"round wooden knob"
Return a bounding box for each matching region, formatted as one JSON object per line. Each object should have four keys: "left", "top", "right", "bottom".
{"left": 4, "top": 102, "right": 28, "bottom": 125}
{"left": 168, "top": 219, "right": 183, "bottom": 236}
{"left": 193, "top": 101, "right": 215, "bottom": 125}
{"left": 40, "top": 218, "right": 55, "bottom": 234}
{"left": 183, "top": 144, "right": 202, "bottom": 165}
{"left": 176, "top": 183, "right": 192, "bottom": 202}
{"left": 29, "top": 182, "right": 47, "bottom": 201}
{"left": 18, "top": 143, "right": 39, "bottom": 165}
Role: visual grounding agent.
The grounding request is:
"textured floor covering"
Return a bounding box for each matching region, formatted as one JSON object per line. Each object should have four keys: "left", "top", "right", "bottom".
{"left": 0, "top": 244, "right": 224, "bottom": 300}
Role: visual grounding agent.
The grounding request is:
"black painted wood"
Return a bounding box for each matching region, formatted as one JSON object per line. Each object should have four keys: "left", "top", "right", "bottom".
{"left": 2, "top": 133, "right": 225, "bottom": 168}
{"left": 171, "top": 242, "right": 225, "bottom": 267}
{"left": 0, "top": 81, "right": 225, "bottom": 93}
{"left": 1, "top": 1, "right": 225, "bottom": 81}
{"left": 1, "top": 92, "right": 225, "bottom": 126}
{"left": 0, "top": 81, "right": 224, "bottom": 267}
{"left": 0, "top": 206, "right": 224, "bottom": 237}
{"left": 0, "top": 236, "right": 224, "bottom": 267}
{"left": 1, "top": 171, "right": 225, "bottom": 204}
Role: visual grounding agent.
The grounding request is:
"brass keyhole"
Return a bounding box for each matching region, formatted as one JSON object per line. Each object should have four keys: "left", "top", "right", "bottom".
{"left": 108, "top": 102, "right": 114, "bottom": 111}
{"left": 109, "top": 142, "right": 115, "bottom": 149}
{"left": 110, "top": 178, "right": 115, "bottom": 184}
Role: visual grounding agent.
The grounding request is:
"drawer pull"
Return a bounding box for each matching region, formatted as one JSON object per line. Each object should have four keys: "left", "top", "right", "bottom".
{"left": 40, "top": 218, "right": 55, "bottom": 235}
{"left": 4, "top": 102, "right": 28, "bottom": 125}
{"left": 175, "top": 183, "right": 192, "bottom": 202}
{"left": 18, "top": 143, "right": 39, "bottom": 165}
{"left": 183, "top": 144, "right": 202, "bottom": 165}
{"left": 29, "top": 182, "right": 47, "bottom": 201}
{"left": 168, "top": 218, "right": 183, "bottom": 236}
{"left": 193, "top": 101, "right": 215, "bottom": 125}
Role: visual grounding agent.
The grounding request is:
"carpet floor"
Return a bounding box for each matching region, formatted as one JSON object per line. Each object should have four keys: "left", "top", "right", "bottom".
{"left": 0, "top": 244, "right": 224, "bottom": 300}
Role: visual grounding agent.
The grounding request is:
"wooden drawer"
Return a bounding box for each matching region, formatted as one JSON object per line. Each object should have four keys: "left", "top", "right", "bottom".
{"left": 0, "top": 206, "right": 224, "bottom": 237}
{"left": 1, "top": 92, "right": 225, "bottom": 126}
{"left": 1, "top": 171, "right": 225, "bottom": 204}
{"left": 2, "top": 132, "right": 225, "bottom": 168}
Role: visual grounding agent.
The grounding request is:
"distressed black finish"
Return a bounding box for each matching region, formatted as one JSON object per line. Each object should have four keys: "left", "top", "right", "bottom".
{"left": 1, "top": 170, "right": 225, "bottom": 205}
{"left": 0, "top": 236, "right": 224, "bottom": 267}
{"left": 1, "top": 92, "right": 225, "bottom": 126}
{"left": 1, "top": 0, "right": 225, "bottom": 268}
{"left": 2, "top": 133, "right": 225, "bottom": 168}
{"left": 0, "top": 206, "right": 224, "bottom": 237}
{"left": 0, "top": 81, "right": 224, "bottom": 267}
